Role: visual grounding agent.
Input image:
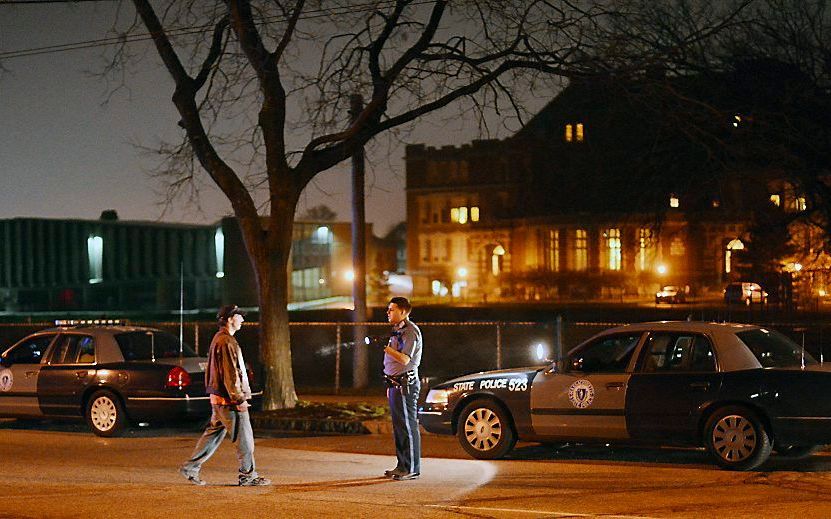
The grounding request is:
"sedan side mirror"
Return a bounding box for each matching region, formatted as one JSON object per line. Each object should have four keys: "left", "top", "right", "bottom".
{"left": 0, "top": 355, "right": 11, "bottom": 368}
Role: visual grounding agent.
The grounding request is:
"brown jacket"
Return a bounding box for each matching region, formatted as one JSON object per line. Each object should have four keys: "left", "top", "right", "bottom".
{"left": 205, "top": 329, "right": 251, "bottom": 405}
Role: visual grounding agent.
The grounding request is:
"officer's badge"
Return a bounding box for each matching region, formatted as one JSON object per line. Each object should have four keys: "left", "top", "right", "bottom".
{"left": 0, "top": 369, "right": 13, "bottom": 392}
{"left": 567, "top": 379, "right": 594, "bottom": 409}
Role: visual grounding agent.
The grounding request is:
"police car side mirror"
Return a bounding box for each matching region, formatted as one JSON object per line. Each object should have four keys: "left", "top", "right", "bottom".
{"left": 0, "top": 355, "right": 10, "bottom": 368}
{"left": 544, "top": 360, "right": 560, "bottom": 375}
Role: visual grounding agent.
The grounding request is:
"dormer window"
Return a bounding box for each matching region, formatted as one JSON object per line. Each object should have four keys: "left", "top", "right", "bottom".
{"left": 564, "top": 122, "right": 584, "bottom": 143}
{"left": 770, "top": 194, "right": 781, "bottom": 206}
{"left": 669, "top": 194, "right": 680, "bottom": 208}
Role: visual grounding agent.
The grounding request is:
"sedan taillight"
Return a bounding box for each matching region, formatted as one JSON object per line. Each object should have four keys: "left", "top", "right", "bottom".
{"left": 166, "top": 366, "right": 191, "bottom": 389}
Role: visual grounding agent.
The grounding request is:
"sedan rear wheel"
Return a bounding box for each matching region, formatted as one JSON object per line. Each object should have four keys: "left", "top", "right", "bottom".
{"left": 456, "top": 399, "right": 516, "bottom": 459}
{"left": 705, "top": 406, "right": 771, "bottom": 470}
{"left": 86, "top": 390, "right": 127, "bottom": 437}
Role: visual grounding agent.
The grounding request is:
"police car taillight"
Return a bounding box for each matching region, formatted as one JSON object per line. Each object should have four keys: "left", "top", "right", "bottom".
{"left": 166, "top": 366, "right": 191, "bottom": 389}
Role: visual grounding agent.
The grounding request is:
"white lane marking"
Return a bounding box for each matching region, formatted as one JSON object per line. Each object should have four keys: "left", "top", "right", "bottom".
{"left": 425, "top": 504, "right": 656, "bottom": 518}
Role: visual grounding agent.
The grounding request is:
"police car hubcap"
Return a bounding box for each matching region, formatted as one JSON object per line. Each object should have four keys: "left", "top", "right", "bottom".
{"left": 464, "top": 408, "right": 502, "bottom": 451}
{"left": 712, "top": 414, "right": 756, "bottom": 462}
{"left": 91, "top": 397, "right": 116, "bottom": 431}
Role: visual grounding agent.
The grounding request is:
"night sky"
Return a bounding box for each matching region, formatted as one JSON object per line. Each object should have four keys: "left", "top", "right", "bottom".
{"left": 1, "top": 2, "right": 530, "bottom": 236}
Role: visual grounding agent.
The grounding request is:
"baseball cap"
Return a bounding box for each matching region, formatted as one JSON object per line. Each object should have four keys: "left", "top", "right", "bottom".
{"left": 217, "top": 304, "right": 246, "bottom": 321}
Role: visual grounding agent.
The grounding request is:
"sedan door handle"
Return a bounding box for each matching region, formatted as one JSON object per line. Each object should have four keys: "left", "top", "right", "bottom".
{"left": 606, "top": 382, "right": 625, "bottom": 390}
{"left": 76, "top": 371, "right": 91, "bottom": 379}
{"left": 689, "top": 382, "right": 710, "bottom": 391}
{"left": 25, "top": 371, "right": 37, "bottom": 378}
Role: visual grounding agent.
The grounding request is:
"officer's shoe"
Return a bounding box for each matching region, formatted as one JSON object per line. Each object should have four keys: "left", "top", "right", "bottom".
{"left": 384, "top": 467, "right": 405, "bottom": 478}
{"left": 179, "top": 467, "right": 207, "bottom": 486}
{"left": 392, "top": 472, "right": 420, "bottom": 481}
{"left": 239, "top": 476, "right": 272, "bottom": 486}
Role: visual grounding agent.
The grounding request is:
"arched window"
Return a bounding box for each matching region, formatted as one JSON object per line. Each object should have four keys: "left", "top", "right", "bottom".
{"left": 725, "top": 239, "right": 744, "bottom": 274}
{"left": 491, "top": 245, "right": 506, "bottom": 276}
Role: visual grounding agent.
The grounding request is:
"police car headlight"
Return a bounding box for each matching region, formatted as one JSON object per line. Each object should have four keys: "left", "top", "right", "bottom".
{"left": 425, "top": 389, "right": 449, "bottom": 404}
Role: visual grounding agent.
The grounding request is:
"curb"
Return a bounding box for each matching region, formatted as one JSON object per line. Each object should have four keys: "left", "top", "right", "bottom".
{"left": 251, "top": 415, "right": 392, "bottom": 435}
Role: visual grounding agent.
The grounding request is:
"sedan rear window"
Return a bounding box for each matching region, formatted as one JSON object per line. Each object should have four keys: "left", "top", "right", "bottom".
{"left": 115, "top": 331, "right": 198, "bottom": 361}
{"left": 736, "top": 329, "right": 817, "bottom": 368}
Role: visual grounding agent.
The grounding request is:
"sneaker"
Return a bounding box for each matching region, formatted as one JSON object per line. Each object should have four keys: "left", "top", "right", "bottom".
{"left": 179, "top": 467, "right": 206, "bottom": 486}
{"left": 392, "top": 472, "right": 420, "bottom": 481}
{"left": 239, "top": 476, "right": 272, "bottom": 486}
{"left": 384, "top": 467, "right": 405, "bottom": 478}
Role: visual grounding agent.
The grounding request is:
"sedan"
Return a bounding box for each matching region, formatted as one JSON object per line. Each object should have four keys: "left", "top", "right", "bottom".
{"left": 0, "top": 321, "right": 258, "bottom": 436}
{"left": 655, "top": 285, "right": 686, "bottom": 304}
{"left": 419, "top": 321, "right": 831, "bottom": 470}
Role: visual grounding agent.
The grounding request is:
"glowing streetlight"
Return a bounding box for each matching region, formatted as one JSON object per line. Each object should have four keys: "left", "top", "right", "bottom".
{"left": 344, "top": 270, "right": 355, "bottom": 281}
{"left": 457, "top": 267, "right": 468, "bottom": 278}
{"left": 656, "top": 264, "right": 668, "bottom": 275}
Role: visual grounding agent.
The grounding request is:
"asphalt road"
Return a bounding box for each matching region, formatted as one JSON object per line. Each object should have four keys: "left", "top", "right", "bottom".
{"left": 3, "top": 421, "right": 831, "bottom": 518}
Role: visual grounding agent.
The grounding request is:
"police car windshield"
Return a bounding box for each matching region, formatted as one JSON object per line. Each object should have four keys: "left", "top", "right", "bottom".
{"left": 736, "top": 329, "right": 817, "bottom": 368}
{"left": 115, "top": 331, "right": 198, "bottom": 360}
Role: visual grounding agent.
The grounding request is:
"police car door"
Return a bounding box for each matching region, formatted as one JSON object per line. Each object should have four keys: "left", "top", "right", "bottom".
{"left": 530, "top": 332, "right": 644, "bottom": 439}
{"left": 0, "top": 333, "right": 57, "bottom": 417}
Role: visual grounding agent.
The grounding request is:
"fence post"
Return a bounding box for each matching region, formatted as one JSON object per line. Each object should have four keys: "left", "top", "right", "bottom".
{"left": 496, "top": 322, "right": 502, "bottom": 370}
{"left": 335, "top": 324, "right": 342, "bottom": 395}
{"left": 194, "top": 323, "right": 200, "bottom": 356}
{"left": 555, "top": 315, "right": 563, "bottom": 361}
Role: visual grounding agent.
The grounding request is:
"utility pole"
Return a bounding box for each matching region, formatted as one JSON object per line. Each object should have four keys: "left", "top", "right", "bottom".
{"left": 350, "top": 93, "right": 369, "bottom": 388}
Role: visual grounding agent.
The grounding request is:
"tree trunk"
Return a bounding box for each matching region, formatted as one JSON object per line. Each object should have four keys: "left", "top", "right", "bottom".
{"left": 242, "top": 208, "right": 298, "bottom": 410}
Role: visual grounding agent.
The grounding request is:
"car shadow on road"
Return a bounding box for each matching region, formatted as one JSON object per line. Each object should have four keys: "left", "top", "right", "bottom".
{"left": 506, "top": 442, "right": 831, "bottom": 472}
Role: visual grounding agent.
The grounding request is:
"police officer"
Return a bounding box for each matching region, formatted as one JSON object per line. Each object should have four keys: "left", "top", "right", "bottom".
{"left": 382, "top": 297, "right": 423, "bottom": 480}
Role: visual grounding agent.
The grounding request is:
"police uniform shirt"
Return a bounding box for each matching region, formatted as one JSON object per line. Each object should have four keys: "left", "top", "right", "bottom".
{"left": 383, "top": 318, "right": 422, "bottom": 376}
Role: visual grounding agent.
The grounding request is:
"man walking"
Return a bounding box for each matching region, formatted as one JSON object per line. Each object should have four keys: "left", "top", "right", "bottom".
{"left": 179, "top": 304, "right": 271, "bottom": 486}
{"left": 382, "top": 297, "right": 423, "bottom": 481}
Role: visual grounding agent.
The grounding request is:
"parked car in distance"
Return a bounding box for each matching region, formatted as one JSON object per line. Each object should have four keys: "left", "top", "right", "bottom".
{"left": 0, "top": 321, "right": 261, "bottom": 436}
{"left": 655, "top": 285, "right": 686, "bottom": 304}
{"left": 420, "top": 321, "right": 831, "bottom": 470}
{"left": 724, "top": 282, "right": 768, "bottom": 305}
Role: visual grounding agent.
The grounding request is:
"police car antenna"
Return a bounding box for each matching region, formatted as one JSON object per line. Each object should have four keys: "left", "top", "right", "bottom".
{"left": 179, "top": 260, "right": 184, "bottom": 357}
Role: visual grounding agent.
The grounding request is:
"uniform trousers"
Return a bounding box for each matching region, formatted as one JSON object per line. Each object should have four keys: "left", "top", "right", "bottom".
{"left": 387, "top": 376, "right": 421, "bottom": 474}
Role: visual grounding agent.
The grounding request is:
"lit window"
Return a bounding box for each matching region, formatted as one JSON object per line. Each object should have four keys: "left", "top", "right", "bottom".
{"left": 88, "top": 235, "right": 103, "bottom": 284}
{"left": 564, "top": 124, "right": 573, "bottom": 142}
{"left": 669, "top": 194, "right": 679, "bottom": 208}
{"left": 797, "top": 197, "right": 807, "bottom": 211}
{"left": 544, "top": 229, "right": 559, "bottom": 272}
{"left": 637, "top": 228, "right": 653, "bottom": 272}
{"left": 770, "top": 194, "right": 780, "bottom": 206}
{"left": 725, "top": 238, "right": 744, "bottom": 274}
{"left": 606, "top": 228, "right": 621, "bottom": 271}
{"left": 574, "top": 229, "right": 587, "bottom": 271}
{"left": 312, "top": 226, "right": 331, "bottom": 244}
{"left": 576, "top": 123, "right": 584, "bottom": 142}
{"left": 451, "top": 207, "right": 460, "bottom": 222}
{"left": 214, "top": 228, "right": 225, "bottom": 278}
{"left": 733, "top": 114, "right": 742, "bottom": 128}
{"left": 471, "top": 206, "right": 480, "bottom": 222}
{"left": 459, "top": 206, "right": 468, "bottom": 224}
{"left": 491, "top": 245, "right": 506, "bottom": 276}
{"left": 712, "top": 199, "right": 720, "bottom": 208}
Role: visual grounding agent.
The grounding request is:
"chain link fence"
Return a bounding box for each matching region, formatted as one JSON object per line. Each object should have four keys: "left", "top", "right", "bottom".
{"left": 2, "top": 318, "right": 830, "bottom": 391}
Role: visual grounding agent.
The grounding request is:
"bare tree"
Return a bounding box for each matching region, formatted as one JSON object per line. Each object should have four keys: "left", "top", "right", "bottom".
{"left": 117, "top": 0, "right": 747, "bottom": 408}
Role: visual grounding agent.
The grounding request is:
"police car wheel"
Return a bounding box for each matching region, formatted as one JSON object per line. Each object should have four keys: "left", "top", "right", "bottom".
{"left": 456, "top": 399, "right": 516, "bottom": 460}
{"left": 704, "top": 405, "right": 771, "bottom": 470}
{"left": 85, "top": 390, "right": 127, "bottom": 437}
{"left": 774, "top": 444, "right": 823, "bottom": 459}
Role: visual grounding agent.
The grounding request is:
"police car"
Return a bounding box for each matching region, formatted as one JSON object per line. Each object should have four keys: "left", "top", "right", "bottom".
{"left": 0, "top": 321, "right": 232, "bottom": 436}
{"left": 419, "top": 321, "right": 831, "bottom": 470}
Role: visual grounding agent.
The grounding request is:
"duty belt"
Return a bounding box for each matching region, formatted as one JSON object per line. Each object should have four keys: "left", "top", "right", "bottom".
{"left": 384, "top": 370, "right": 415, "bottom": 388}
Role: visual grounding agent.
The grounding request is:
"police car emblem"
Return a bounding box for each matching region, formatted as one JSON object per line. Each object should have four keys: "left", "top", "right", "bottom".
{"left": 0, "top": 369, "right": 12, "bottom": 392}
{"left": 568, "top": 379, "right": 594, "bottom": 409}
